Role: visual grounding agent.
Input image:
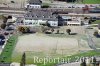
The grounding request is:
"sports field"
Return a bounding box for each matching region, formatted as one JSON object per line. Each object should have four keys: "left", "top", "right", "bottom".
{"left": 11, "top": 26, "right": 92, "bottom": 64}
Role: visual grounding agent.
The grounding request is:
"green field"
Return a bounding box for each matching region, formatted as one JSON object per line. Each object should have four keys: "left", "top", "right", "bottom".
{"left": 24, "top": 50, "right": 100, "bottom": 66}
{"left": 0, "top": 35, "right": 18, "bottom": 63}
{"left": 83, "top": 0, "right": 100, "bottom": 4}
{"left": 92, "top": 20, "right": 100, "bottom": 24}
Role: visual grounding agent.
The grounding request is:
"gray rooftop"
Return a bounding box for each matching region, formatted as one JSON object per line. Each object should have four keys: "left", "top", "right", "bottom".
{"left": 24, "top": 10, "right": 58, "bottom": 21}
{"left": 28, "top": 0, "right": 42, "bottom": 5}
{"left": 0, "top": 63, "right": 10, "bottom": 66}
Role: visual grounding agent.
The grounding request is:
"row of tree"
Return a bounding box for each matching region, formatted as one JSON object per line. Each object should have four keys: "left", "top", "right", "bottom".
{"left": 18, "top": 26, "right": 72, "bottom": 35}
{"left": 46, "top": 28, "right": 71, "bottom": 35}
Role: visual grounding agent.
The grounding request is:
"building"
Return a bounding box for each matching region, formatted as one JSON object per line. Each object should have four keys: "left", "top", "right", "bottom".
{"left": 0, "top": 63, "right": 10, "bottom": 66}
{"left": 59, "top": 14, "right": 90, "bottom": 26}
{"left": 59, "top": 15, "right": 83, "bottom": 26}
{"left": 25, "top": 0, "right": 42, "bottom": 9}
{"left": 16, "top": 10, "right": 58, "bottom": 27}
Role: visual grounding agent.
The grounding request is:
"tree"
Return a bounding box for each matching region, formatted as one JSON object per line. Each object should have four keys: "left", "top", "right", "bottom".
{"left": 41, "top": 26, "right": 49, "bottom": 33}
{"left": 11, "top": 1, "right": 15, "bottom": 3}
{"left": 41, "top": 5, "right": 50, "bottom": 8}
{"left": 57, "top": 29, "right": 59, "bottom": 34}
{"left": 18, "top": 27, "right": 25, "bottom": 33}
{"left": 26, "top": 27, "right": 30, "bottom": 33}
{"left": 3, "top": 16, "right": 8, "bottom": 23}
{"left": 51, "top": 28, "right": 54, "bottom": 33}
{"left": 93, "top": 31, "right": 98, "bottom": 37}
{"left": 66, "top": 29, "right": 71, "bottom": 35}
{"left": 20, "top": 52, "right": 26, "bottom": 66}
{"left": 84, "top": 17, "right": 89, "bottom": 20}
{"left": 0, "top": 23, "right": 6, "bottom": 29}
{"left": 8, "top": 15, "right": 12, "bottom": 19}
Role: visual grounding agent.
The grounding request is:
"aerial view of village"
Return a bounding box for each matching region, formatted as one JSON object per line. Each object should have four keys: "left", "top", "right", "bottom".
{"left": 0, "top": 0, "right": 100, "bottom": 66}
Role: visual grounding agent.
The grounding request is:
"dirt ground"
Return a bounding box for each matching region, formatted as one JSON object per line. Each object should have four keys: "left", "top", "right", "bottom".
{"left": 14, "top": 34, "right": 79, "bottom": 55}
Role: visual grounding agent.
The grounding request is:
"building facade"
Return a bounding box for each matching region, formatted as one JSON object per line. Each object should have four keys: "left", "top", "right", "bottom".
{"left": 16, "top": 10, "right": 58, "bottom": 27}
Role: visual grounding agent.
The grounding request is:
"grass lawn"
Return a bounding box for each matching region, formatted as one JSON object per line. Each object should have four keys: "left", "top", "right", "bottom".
{"left": 83, "top": 0, "right": 100, "bottom": 4}
{"left": 92, "top": 20, "right": 100, "bottom": 24}
{"left": 0, "top": 35, "right": 18, "bottom": 63}
{"left": 24, "top": 50, "right": 100, "bottom": 66}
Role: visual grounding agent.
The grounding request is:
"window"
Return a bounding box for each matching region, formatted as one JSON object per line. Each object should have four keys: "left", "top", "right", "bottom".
{"left": 25, "top": 22, "right": 28, "bottom": 25}
{"left": 54, "top": 23, "right": 56, "bottom": 25}
{"left": 68, "top": 19, "right": 72, "bottom": 21}
{"left": 29, "top": 22, "right": 32, "bottom": 25}
{"left": 33, "top": 22, "right": 35, "bottom": 24}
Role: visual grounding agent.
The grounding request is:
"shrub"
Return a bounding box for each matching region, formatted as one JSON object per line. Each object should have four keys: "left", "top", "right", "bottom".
{"left": 41, "top": 4, "right": 50, "bottom": 8}
{"left": 93, "top": 31, "right": 98, "bottom": 37}
{"left": 66, "top": 29, "right": 71, "bottom": 35}
{"left": 0, "top": 23, "right": 6, "bottom": 29}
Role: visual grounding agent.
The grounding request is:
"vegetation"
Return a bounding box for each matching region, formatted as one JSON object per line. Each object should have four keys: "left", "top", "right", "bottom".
{"left": 20, "top": 53, "right": 26, "bottom": 66}
{"left": 0, "top": 15, "right": 8, "bottom": 24}
{"left": 92, "top": 20, "right": 100, "bottom": 24}
{"left": 0, "top": 35, "right": 18, "bottom": 63}
{"left": 0, "top": 35, "right": 99, "bottom": 66}
{"left": 93, "top": 31, "right": 99, "bottom": 37}
{"left": 0, "top": 15, "right": 5, "bottom": 19}
{"left": 41, "top": 3, "right": 50, "bottom": 8}
{"left": 7, "top": 15, "right": 12, "bottom": 19}
{"left": 83, "top": 0, "right": 100, "bottom": 4}
{"left": 24, "top": 50, "right": 100, "bottom": 66}
{"left": 66, "top": 29, "right": 71, "bottom": 35}
{"left": 41, "top": 5, "right": 50, "bottom": 8}
{"left": 18, "top": 27, "right": 30, "bottom": 33}
{"left": 0, "top": 23, "right": 6, "bottom": 29}
{"left": 57, "top": 29, "right": 59, "bottom": 34}
{"left": 51, "top": 28, "right": 54, "bottom": 33}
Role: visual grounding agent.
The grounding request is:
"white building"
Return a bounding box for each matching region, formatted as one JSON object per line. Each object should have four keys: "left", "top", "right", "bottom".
{"left": 16, "top": 11, "right": 58, "bottom": 27}
{"left": 18, "top": 19, "right": 58, "bottom": 27}
{"left": 60, "top": 14, "right": 90, "bottom": 26}
{"left": 61, "top": 15, "right": 84, "bottom": 26}
{"left": 25, "top": 0, "right": 42, "bottom": 9}
{"left": 22, "top": 19, "right": 47, "bottom": 26}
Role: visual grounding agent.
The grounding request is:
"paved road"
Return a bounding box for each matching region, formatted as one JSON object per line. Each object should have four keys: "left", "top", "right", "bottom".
{"left": 57, "top": 62, "right": 80, "bottom": 66}
{"left": 0, "top": 10, "right": 26, "bottom": 14}
{"left": 0, "top": 8, "right": 100, "bottom": 17}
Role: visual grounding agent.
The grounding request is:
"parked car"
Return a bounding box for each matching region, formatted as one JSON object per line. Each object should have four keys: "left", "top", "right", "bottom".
{"left": 4, "top": 32, "right": 9, "bottom": 35}
{"left": 0, "top": 35, "right": 5, "bottom": 46}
